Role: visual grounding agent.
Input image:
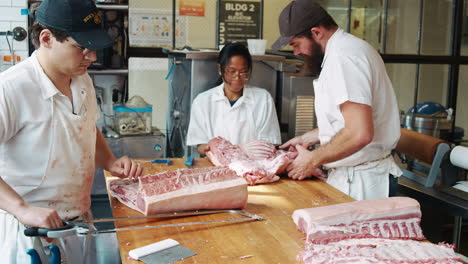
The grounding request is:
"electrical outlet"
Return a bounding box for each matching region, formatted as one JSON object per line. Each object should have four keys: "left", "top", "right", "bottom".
{"left": 95, "top": 87, "right": 104, "bottom": 105}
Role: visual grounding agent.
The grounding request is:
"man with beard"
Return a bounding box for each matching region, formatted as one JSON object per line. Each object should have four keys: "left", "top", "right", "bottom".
{"left": 273, "top": 0, "right": 402, "bottom": 200}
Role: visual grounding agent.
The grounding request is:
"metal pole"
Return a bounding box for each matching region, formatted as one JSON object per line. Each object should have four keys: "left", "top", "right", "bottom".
{"left": 412, "top": 0, "right": 424, "bottom": 119}
{"left": 447, "top": 0, "right": 463, "bottom": 140}
{"left": 172, "top": 0, "right": 176, "bottom": 49}
{"left": 347, "top": 0, "right": 352, "bottom": 33}
{"left": 260, "top": 0, "right": 264, "bottom": 38}
{"left": 382, "top": 0, "right": 389, "bottom": 53}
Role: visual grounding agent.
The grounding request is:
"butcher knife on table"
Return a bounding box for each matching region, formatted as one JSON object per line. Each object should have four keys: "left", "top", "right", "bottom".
{"left": 23, "top": 209, "right": 263, "bottom": 237}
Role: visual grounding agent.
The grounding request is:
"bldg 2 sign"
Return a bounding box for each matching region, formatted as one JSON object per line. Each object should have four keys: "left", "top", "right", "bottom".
{"left": 217, "top": 0, "right": 262, "bottom": 46}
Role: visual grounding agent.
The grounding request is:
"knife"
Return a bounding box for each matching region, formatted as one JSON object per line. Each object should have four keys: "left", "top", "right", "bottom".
{"left": 184, "top": 156, "right": 194, "bottom": 168}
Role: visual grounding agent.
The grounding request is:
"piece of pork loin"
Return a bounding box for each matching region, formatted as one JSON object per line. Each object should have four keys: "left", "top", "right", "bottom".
{"left": 292, "top": 197, "right": 425, "bottom": 244}
{"left": 109, "top": 166, "right": 248, "bottom": 215}
{"left": 299, "top": 238, "right": 461, "bottom": 264}
{"left": 206, "top": 137, "right": 294, "bottom": 184}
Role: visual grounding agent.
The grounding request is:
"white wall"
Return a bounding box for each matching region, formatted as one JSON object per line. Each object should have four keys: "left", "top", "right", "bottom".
{"left": 0, "top": 0, "right": 28, "bottom": 72}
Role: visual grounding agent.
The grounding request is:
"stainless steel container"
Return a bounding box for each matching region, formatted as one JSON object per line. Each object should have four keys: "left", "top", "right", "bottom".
{"left": 401, "top": 113, "right": 452, "bottom": 139}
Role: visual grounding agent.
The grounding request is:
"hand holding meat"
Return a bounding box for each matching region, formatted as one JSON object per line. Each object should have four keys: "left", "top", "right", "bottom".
{"left": 286, "top": 145, "right": 326, "bottom": 180}
{"left": 108, "top": 156, "right": 143, "bottom": 179}
{"left": 197, "top": 144, "right": 210, "bottom": 156}
{"left": 15, "top": 204, "right": 63, "bottom": 229}
{"left": 280, "top": 130, "right": 319, "bottom": 150}
{"left": 239, "top": 140, "right": 277, "bottom": 160}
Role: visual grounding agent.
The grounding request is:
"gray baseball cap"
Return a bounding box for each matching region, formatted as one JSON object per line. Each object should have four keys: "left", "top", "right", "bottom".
{"left": 271, "top": 0, "right": 329, "bottom": 50}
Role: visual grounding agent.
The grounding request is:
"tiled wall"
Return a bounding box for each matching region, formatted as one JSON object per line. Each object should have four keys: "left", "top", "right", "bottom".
{"left": 0, "top": 0, "right": 28, "bottom": 72}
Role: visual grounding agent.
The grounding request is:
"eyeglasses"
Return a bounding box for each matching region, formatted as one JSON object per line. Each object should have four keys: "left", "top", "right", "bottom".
{"left": 224, "top": 70, "right": 249, "bottom": 80}
{"left": 66, "top": 39, "right": 91, "bottom": 56}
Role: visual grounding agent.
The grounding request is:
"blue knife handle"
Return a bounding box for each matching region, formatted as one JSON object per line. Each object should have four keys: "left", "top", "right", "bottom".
{"left": 48, "top": 245, "right": 61, "bottom": 264}
{"left": 185, "top": 156, "right": 194, "bottom": 167}
{"left": 151, "top": 159, "right": 170, "bottom": 164}
{"left": 26, "top": 248, "right": 42, "bottom": 264}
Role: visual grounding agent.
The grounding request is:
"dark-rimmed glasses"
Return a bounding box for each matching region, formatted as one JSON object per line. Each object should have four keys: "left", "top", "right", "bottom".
{"left": 224, "top": 70, "right": 249, "bottom": 80}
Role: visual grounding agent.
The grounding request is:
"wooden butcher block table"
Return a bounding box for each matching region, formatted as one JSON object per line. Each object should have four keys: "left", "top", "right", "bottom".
{"left": 104, "top": 158, "right": 354, "bottom": 264}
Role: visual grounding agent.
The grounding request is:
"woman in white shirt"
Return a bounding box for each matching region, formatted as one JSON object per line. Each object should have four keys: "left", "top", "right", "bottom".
{"left": 186, "top": 42, "right": 281, "bottom": 155}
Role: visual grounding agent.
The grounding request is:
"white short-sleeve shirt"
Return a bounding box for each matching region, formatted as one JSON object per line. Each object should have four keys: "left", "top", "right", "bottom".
{"left": 0, "top": 52, "right": 99, "bottom": 197}
{"left": 186, "top": 83, "right": 281, "bottom": 145}
{"left": 315, "top": 28, "right": 401, "bottom": 168}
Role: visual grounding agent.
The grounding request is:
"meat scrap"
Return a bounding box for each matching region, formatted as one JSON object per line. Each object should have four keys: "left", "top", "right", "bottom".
{"left": 109, "top": 166, "right": 248, "bottom": 215}
{"left": 299, "top": 238, "right": 462, "bottom": 264}
{"left": 292, "top": 197, "right": 426, "bottom": 244}
{"left": 206, "top": 137, "right": 295, "bottom": 185}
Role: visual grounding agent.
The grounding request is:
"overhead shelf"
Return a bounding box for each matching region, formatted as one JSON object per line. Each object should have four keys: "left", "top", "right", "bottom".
{"left": 96, "top": 4, "right": 128, "bottom": 10}
{"left": 88, "top": 69, "right": 128, "bottom": 75}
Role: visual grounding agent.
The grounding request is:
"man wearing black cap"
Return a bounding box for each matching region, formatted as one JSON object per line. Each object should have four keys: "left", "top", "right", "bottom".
{"left": 0, "top": 0, "right": 142, "bottom": 262}
{"left": 276, "top": 0, "right": 402, "bottom": 200}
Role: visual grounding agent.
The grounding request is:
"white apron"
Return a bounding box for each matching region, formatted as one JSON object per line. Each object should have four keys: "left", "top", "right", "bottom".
{"left": 0, "top": 94, "right": 97, "bottom": 264}
{"left": 326, "top": 155, "right": 402, "bottom": 200}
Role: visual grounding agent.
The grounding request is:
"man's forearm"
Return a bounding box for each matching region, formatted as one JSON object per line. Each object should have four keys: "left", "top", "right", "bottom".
{"left": 310, "top": 101, "right": 374, "bottom": 168}
{"left": 308, "top": 127, "right": 370, "bottom": 168}
{"left": 0, "top": 177, "right": 27, "bottom": 215}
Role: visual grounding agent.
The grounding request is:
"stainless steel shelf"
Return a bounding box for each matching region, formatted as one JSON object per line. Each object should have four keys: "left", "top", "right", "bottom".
{"left": 88, "top": 69, "right": 128, "bottom": 75}
{"left": 96, "top": 4, "right": 128, "bottom": 10}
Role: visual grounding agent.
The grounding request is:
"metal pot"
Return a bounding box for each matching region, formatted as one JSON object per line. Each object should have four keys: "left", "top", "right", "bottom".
{"left": 401, "top": 113, "right": 453, "bottom": 140}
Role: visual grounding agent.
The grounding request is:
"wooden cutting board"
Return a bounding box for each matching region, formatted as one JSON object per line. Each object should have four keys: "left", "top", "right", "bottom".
{"left": 104, "top": 158, "right": 354, "bottom": 264}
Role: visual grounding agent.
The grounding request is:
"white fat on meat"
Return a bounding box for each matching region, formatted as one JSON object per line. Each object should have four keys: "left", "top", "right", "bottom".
{"left": 109, "top": 166, "right": 248, "bottom": 215}
{"left": 206, "top": 137, "right": 294, "bottom": 185}
{"left": 299, "top": 238, "right": 462, "bottom": 264}
{"left": 292, "top": 197, "right": 426, "bottom": 244}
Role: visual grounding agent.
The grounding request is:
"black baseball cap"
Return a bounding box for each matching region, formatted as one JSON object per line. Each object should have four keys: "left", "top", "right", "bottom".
{"left": 36, "top": 0, "right": 114, "bottom": 50}
{"left": 271, "top": 0, "right": 329, "bottom": 50}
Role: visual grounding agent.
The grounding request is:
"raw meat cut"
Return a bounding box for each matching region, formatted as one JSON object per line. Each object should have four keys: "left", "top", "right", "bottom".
{"left": 292, "top": 197, "right": 425, "bottom": 244}
{"left": 109, "top": 166, "right": 248, "bottom": 215}
{"left": 299, "top": 238, "right": 461, "bottom": 264}
{"left": 206, "top": 137, "right": 295, "bottom": 185}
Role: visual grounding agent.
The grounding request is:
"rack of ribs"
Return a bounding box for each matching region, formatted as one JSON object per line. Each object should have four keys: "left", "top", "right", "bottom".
{"left": 109, "top": 166, "right": 248, "bottom": 215}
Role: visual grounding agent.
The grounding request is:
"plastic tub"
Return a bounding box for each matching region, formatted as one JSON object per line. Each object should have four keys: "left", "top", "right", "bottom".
{"left": 247, "top": 39, "right": 267, "bottom": 55}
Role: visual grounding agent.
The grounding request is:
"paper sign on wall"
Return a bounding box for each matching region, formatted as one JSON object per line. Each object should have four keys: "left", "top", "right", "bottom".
{"left": 129, "top": 8, "right": 187, "bottom": 48}
{"left": 179, "top": 0, "right": 206, "bottom": 17}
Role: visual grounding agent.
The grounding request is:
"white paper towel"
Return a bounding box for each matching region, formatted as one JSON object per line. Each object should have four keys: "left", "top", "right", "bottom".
{"left": 450, "top": 146, "right": 468, "bottom": 170}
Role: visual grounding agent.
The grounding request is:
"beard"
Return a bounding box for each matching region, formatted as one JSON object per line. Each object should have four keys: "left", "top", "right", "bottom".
{"left": 303, "top": 39, "right": 324, "bottom": 76}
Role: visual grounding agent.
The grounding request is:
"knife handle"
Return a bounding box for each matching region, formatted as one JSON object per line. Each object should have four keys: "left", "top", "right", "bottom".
{"left": 151, "top": 159, "right": 170, "bottom": 164}
{"left": 185, "top": 156, "right": 194, "bottom": 167}
{"left": 24, "top": 222, "right": 74, "bottom": 237}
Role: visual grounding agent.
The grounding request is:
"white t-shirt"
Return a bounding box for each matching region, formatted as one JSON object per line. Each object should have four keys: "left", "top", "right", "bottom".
{"left": 186, "top": 83, "right": 281, "bottom": 145}
{"left": 315, "top": 28, "right": 401, "bottom": 168}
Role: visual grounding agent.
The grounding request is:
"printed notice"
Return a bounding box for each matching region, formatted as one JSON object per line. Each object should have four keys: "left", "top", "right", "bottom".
{"left": 179, "top": 0, "right": 206, "bottom": 17}
{"left": 129, "top": 8, "right": 187, "bottom": 48}
{"left": 218, "top": 0, "right": 261, "bottom": 45}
